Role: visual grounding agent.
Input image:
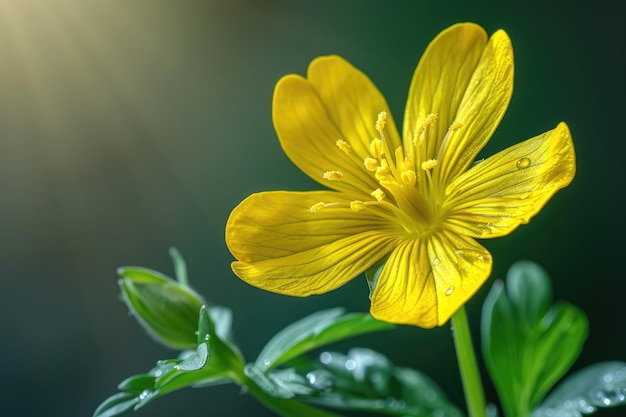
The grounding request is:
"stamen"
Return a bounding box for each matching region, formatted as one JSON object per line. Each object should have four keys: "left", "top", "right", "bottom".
{"left": 449, "top": 121, "right": 464, "bottom": 131}
{"left": 413, "top": 113, "right": 438, "bottom": 145}
{"left": 371, "top": 188, "right": 386, "bottom": 202}
{"left": 309, "top": 202, "right": 326, "bottom": 212}
{"left": 350, "top": 201, "right": 366, "bottom": 211}
{"left": 375, "top": 111, "right": 388, "bottom": 132}
{"left": 421, "top": 159, "right": 438, "bottom": 171}
{"left": 364, "top": 157, "right": 379, "bottom": 171}
{"left": 401, "top": 170, "right": 417, "bottom": 185}
{"left": 370, "top": 139, "right": 384, "bottom": 159}
{"left": 375, "top": 161, "right": 393, "bottom": 182}
{"left": 322, "top": 171, "right": 344, "bottom": 181}
{"left": 436, "top": 121, "right": 463, "bottom": 162}
{"left": 335, "top": 139, "right": 351, "bottom": 155}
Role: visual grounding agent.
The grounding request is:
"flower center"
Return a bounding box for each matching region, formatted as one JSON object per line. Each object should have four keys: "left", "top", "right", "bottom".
{"left": 310, "top": 111, "right": 463, "bottom": 236}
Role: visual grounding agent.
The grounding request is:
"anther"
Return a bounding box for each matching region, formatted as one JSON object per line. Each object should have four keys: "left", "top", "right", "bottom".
{"left": 371, "top": 188, "right": 385, "bottom": 202}
{"left": 375, "top": 111, "right": 388, "bottom": 132}
{"left": 421, "top": 159, "right": 438, "bottom": 171}
{"left": 449, "top": 122, "right": 464, "bottom": 131}
{"left": 350, "top": 201, "right": 366, "bottom": 211}
{"left": 413, "top": 113, "right": 438, "bottom": 144}
{"left": 309, "top": 202, "right": 326, "bottom": 212}
{"left": 322, "top": 171, "right": 344, "bottom": 181}
{"left": 369, "top": 139, "right": 384, "bottom": 159}
{"left": 336, "top": 139, "right": 351, "bottom": 155}
{"left": 364, "top": 157, "right": 379, "bottom": 171}
{"left": 375, "top": 163, "right": 392, "bottom": 182}
{"left": 401, "top": 169, "right": 417, "bottom": 186}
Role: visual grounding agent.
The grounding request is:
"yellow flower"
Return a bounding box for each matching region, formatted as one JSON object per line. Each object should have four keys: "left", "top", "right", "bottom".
{"left": 225, "top": 23, "right": 575, "bottom": 328}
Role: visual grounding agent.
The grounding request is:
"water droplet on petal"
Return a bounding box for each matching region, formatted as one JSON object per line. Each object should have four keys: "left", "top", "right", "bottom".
{"left": 445, "top": 286, "right": 455, "bottom": 296}
{"left": 516, "top": 157, "right": 531, "bottom": 169}
{"left": 432, "top": 257, "right": 440, "bottom": 266}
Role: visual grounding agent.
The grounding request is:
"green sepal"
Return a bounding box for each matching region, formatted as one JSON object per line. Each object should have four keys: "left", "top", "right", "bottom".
{"left": 168, "top": 247, "right": 189, "bottom": 286}
{"left": 118, "top": 266, "right": 204, "bottom": 350}
{"left": 365, "top": 257, "right": 387, "bottom": 299}
{"left": 481, "top": 261, "right": 589, "bottom": 417}
{"left": 532, "top": 361, "right": 626, "bottom": 417}
{"left": 254, "top": 308, "right": 393, "bottom": 372}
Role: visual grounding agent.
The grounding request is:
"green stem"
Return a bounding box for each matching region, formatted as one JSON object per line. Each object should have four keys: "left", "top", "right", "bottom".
{"left": 452, "top": 306, "right": 486, "bottom": 417}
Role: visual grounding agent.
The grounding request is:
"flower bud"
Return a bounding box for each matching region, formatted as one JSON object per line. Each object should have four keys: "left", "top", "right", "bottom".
{"left": 118, "top": 267, "right": 205, "bottom": 350}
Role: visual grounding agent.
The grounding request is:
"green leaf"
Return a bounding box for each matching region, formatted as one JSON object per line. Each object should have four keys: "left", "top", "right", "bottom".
{"left": 532, "top": 362, "right": 626, "bottom": 417}
{"left": 94, "top": 306, "right": 245, "bottom": 417}
{"left": 254, "top": 308, "right": 394, "bottom": 372}
{"left": 93, "top": 393, "right": 140, "bottom": 417}
{"left": 481, "top": 261, "right": 589, "bottom": 417}
{"left": 176, "top": 343, "right": 209, "bottom": 371}
{"left": 117, "top": 374, "right": 154, "bottom": 394}
{"left": 295, "top": 348, "right": 463, "bottom": 417}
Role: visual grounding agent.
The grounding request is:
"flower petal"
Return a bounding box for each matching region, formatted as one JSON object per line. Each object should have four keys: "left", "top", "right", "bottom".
{"left": 226, "top": 190, "right": 400, "bottom": 295}
{"left": 403, "top": 23, "right": 488, "bottom": 162}
{"left": 307, "top": 56, "right": 402, "bottom": 157}
{"left": 273, "top": 56, "right": 401, "bottom": 195}
{"left": 370, "top": 232, "right": 491, "bottom": 328}
{"left": 370, "top": 239, "right": 439, "bottom": 328}
{"left": 427, "top": 231, "right": 492, "bottom": 325}
{"left": 444, "top": 122, "right": 575, "bottom": 238}
{"left": 437, "top": 28, "right": 514, "bottom": 184}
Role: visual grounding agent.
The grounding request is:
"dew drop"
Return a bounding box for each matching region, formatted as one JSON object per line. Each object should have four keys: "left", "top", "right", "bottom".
{"left": 204, "top": 334, "right": 210, "bottom": 341}
{"left": 138, "top": 389, "right": 150, "bottom": 400}
{"left": 319, "top": 352, "right": 332, "bottom": 364}
{"left": 424, "top": 389, "right": 437, "bottom": 401}
{"left": 432, "top": 257, "right": 440, "bottom": 266}
{"left": 591, "top": 389, "right": 626, "bottom": 406}
{"left": 262, "top": 359, "right": 271, "bottom": 367}
{"left": 306, "top": 369, "right": 334, "bottom": 391}
{"left": 445, "top": 286, "right": 455, "bottom": 296}
{"left": 345, "top": 359, "right": 357, "bottom": 371}
{"left": 516, "top": 157, "right": 531, "bottom": 169}
{"left": 153, "top": 369, "right": 163, "bottom": 377}
{"left": 385, "top": 397, "right": 406, "bottom": 409}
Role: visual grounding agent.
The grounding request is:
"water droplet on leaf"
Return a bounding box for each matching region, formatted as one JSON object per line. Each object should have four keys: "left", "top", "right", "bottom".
{"left": 306, "top": 369, "right": 334, "bottom": 391}
{"left": 592, "top": 389, "right": 626, "bottom": 406}
{"left": 319, "top": 352, "right": 332, "bottom": 364}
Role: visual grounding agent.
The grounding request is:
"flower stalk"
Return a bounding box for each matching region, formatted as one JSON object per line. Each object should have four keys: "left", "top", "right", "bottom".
{"left": 452, "top": 306, "right": 486, "bottom": 417}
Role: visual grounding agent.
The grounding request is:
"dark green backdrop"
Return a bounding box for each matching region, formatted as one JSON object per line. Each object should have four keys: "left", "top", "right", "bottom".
{"left": 0, "top": 1, "right": 623, "bottom": 416}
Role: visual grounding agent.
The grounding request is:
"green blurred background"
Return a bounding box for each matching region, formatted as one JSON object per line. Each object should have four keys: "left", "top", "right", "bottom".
{"left": 0, "top": 1, "right": 623, "bottom": 416}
